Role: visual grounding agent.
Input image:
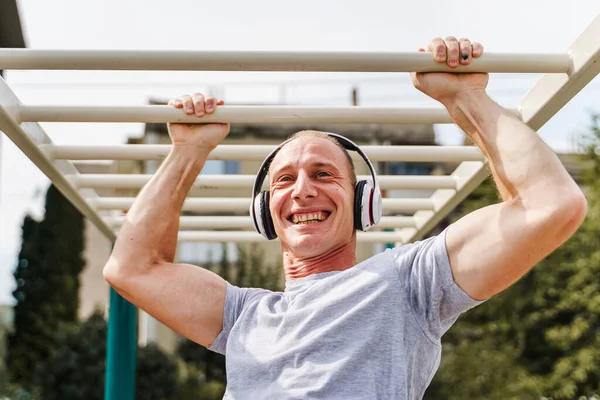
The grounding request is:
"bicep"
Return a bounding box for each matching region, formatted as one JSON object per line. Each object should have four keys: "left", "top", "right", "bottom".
{"left": 446, "top": 200, "right": 578, "bottom": 300}
{"left": 106, "top": 261, "right": 226, "bottom": 348}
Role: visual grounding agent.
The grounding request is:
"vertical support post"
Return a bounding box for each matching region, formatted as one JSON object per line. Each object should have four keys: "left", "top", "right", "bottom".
{"left": 105, "top": 284, "right": 137, "bottom": 399}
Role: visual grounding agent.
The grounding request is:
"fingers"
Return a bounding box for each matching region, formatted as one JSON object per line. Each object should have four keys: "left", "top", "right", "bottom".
{"left": 167, "top": 98, "right": 183, "bottom": 108}
{"left": 472, "top": 42, "right": 484, "bottom": 58}
{"left": 425, "top": 37, "right": 484, "bottom": 68}
{"left": 168, "top": 93, "right": 225, "bottom": 116}
{"left": 428, "top": 37, "right": 447, "bottom": 62}
{"left": 191, "top": 93, "right": 205, "bottom": 116}
{"left": 459, "top": 38, "right": 472, "bottom": 65}
{"left": 444, "top": 36, "right": 460, "bottom": 68}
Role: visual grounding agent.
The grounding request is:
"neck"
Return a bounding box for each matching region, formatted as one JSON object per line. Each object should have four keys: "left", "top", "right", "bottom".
{"left": 282, "top": 239, "right": 357, "bottom": 281}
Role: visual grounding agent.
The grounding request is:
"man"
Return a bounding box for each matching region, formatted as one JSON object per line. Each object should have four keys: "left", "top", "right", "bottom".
{"left": 104, "top": 37, "right": 587, "bottom": 399}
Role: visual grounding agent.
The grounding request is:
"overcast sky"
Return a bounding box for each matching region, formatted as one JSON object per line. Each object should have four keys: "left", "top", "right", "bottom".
{"left": 1, "top": 0, "right": 600, "bottom": 304}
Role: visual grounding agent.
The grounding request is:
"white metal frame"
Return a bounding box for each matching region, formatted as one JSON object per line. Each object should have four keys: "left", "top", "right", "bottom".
{"left": 1, "top": 13, "right": 599, "bottom": 247}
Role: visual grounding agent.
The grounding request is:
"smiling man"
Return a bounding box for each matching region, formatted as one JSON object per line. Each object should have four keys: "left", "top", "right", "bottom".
{"left": 104, "top": 37, "right": 587, "bottom": 399}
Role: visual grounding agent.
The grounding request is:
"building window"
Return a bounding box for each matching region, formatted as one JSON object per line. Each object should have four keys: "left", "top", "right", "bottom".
{"left": 384, "top": 162, "right": 433, "bottom": 176}
{"left": 201, "top": 160, "right": 240, "bottom": 175}
{"left": 178, "top": 242, "right": 238, "bottom": 265}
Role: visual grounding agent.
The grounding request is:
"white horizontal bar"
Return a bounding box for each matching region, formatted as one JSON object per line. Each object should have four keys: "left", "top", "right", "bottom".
{"left": 105, "top": 215, "right": 416, "bottom": 229}
{"left": 173, "top": 230, "right": 407, "bottom": 243}
{"left": 46, "top": 144, "right": 486, "bottom": 163}
{"left": 19, "top": 105, "right": 490, "bottom": 124}
{"left": 90, "top": 197, "right": 434, "bottom": 213}
{"left": 0, "top": 77, "right": 116, "bottom": 241}
{"left": 74, "top": 174, "right": 458, "bottom": 190}
{"left": 0, "top": 49, "right": 570, "bottom": 73}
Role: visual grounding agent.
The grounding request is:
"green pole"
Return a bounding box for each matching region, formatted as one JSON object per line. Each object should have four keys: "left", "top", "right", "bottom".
{"left": 105, "top": 286, "right": 137, "bottom": 400}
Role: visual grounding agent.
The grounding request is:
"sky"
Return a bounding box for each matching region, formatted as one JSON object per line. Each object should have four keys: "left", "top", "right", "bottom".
{"left": 1, "top": 0, "right": 600, "bottom": 304}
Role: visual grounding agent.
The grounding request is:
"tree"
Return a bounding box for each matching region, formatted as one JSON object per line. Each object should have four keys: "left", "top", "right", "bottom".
{"left": 136, "top": 343, "right": 179, "bottom": 400}
{"left": 425, "top": 115, "right": 600, "bottom": 399}
{"left": 7, "top": 184, "right": 85, "bottom": 387}
{"left": 35, "top": 310, "right": 106, "bottom": 400}
{"left": 33, "top": 309, "right": 181, "bottom": 400}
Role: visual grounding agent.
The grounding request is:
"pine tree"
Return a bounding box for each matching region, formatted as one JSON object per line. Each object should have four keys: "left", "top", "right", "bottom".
{"left": 7, "top": 184, "right": 86, "bottom": 387}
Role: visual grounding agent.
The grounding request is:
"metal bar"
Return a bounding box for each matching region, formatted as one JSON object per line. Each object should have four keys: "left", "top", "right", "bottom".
{"left": 0, "top": 76, "right": 116, "bottom": 241}
{"left": 75, "top": 174, "right": 458, "bottom": 190}
{"left": 45, "top": 144, "right": 486, "bottom": 163}
{"left": 105, "top": 286, "right": 137, "bottom": 400}
{"left": 105, "top": 215, "right": 416, "bottom": 229}
{"left": 402, "top": 13, "right": 600, "bottom": 244}
{"left": 19, "top": 105, "right": 495, "bottom": 125}
{"left": 399, "top": 161, "right": 488, "bottom": 243}
{"left": 90, "top": 197, "right": 434, "bottom": 213}
{"left": 0, "top": 49, "right": 570, "bottom": 73}
{"left": 518, "top": 14, "right": 600, "bottom": 131}
{"left": 173, "top": 230, "right": 408, "bottom": 243}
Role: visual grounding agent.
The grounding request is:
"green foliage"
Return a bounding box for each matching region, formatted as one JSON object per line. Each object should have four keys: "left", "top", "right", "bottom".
{"left": 30, "top": 310, "right": 183, "bottom": 400}
{"left": 7, "top": 184, "right": 85, "bottom": 387}
{"left": 426, "top": 116, "right": 600, "bottom": 399}
{"left": 136, "top": 344, "right": 179, "bottom": 400}
{"left": 34, "top": 310, "right": 106, "bottom": 400}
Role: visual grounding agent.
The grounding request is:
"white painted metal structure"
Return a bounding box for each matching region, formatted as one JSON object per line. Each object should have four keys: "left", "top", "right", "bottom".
{"left": 1, "top": 14, "right": 599, "bottom": 249}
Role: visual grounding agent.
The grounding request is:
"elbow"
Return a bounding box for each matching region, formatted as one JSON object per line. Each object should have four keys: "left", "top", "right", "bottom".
{"left": 103, "top": 257, "right": 125, "bottom": 288}
{"left": 552, "top": 188, "right": 587, "bottom": 237}
{"left": 103, "top": 253, "right": 163, "bottom": 289}
{"left": 564, "top": 189, "right": 587, "bottom": 225}
{"left": 102, "top": 255, "right": 143, "bottom": 289}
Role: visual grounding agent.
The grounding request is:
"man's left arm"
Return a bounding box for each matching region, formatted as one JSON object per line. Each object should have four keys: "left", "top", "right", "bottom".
{"left": 443, "top": 92, "right": 586, "bottom": 301}
{"left": 412, "top": 37, "right": 587, "bottom": 302}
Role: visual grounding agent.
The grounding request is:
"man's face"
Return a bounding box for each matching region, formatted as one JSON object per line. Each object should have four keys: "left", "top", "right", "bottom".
{"left": 268, "top": 137, "right": 356, "bottom": 257}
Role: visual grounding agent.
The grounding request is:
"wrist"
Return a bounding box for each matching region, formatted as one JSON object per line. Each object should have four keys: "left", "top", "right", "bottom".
{"left": 170, "top": 143, "right": 212, "bottom": 164}
{"left": 441, "top": 88, "right": 489, "bottom": 117}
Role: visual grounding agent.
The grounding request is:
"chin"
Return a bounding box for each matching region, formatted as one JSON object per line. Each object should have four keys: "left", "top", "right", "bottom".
{"left": 282, "top": 228, "right": 353, "bottom": 258}
{"left": 288, "top": 235, "right": 328, "bottom": 256}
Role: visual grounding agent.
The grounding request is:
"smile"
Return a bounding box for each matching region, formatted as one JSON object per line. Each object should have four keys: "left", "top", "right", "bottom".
{"left": 290, "top": 211, "right": 330, "bottom": 225}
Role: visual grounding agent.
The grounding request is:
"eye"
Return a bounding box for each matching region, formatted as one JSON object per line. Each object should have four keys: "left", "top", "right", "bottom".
{"left": 277, "top": 175, "right": 293, "bottom": 182}
{"left": 316, "top": 171, "right": 331, "bottom": 178}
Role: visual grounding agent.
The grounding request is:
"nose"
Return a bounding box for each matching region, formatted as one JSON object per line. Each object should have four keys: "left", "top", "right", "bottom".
{"left": 291, "top": 170, "right": 317, "bottom": 201}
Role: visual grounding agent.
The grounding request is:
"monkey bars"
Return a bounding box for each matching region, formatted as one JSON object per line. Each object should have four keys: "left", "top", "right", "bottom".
{"left": 1, "top": 12, "right": 599, "bottom": 400}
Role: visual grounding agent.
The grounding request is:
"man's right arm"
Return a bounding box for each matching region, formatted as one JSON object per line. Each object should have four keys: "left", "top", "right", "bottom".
{"left": 103, "top": 94, "right": 230, "bottom": 348}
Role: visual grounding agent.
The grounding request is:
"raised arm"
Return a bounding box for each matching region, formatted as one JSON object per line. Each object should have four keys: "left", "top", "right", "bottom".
{"left": 412, "top": 37, "right": 587, "bottom": 301}
{"left": 103, "top": 94, "right": 230, "bottom": 347}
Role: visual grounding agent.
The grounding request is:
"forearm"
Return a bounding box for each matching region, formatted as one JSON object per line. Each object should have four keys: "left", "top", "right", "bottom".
{"left": 444, "top": 90, "right": 580, "bottom": 206}
{"left": 110, "top": 146, "right": 209, "bottom": 269}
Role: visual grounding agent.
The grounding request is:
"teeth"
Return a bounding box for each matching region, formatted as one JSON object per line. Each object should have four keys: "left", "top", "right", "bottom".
{"left": 292, "top": 212, "right": 327, "bottom": 224}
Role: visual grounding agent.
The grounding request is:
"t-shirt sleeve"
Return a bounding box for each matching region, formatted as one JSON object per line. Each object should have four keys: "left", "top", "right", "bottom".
{"left": 208, "top": 282, "right": 269, "bottom": 355}
{"left": 389, "top": 228, "right": 486, "bottom": 340}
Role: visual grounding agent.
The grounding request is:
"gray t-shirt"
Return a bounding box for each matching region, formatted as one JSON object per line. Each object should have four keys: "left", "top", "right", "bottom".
{"left": 209, "top": 230, "right": 484, "bottom": 399}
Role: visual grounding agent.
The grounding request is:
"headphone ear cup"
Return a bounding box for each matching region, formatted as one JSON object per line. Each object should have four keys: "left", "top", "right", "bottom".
{"left": 370, "top": 187, "right": 383, "bottom": 226}
{"left": 354, "top": 180, "right": 367, "bottom": 230}
{"left": 260, "top": 191, "right": 277, "bottom": 240}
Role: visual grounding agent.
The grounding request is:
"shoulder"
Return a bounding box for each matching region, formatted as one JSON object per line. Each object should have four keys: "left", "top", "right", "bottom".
{"left": 225, "top": 282, "right": 278, "bottom": 310}
{"left": 381, "top": 231, "right": 447, "bottom": 269}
